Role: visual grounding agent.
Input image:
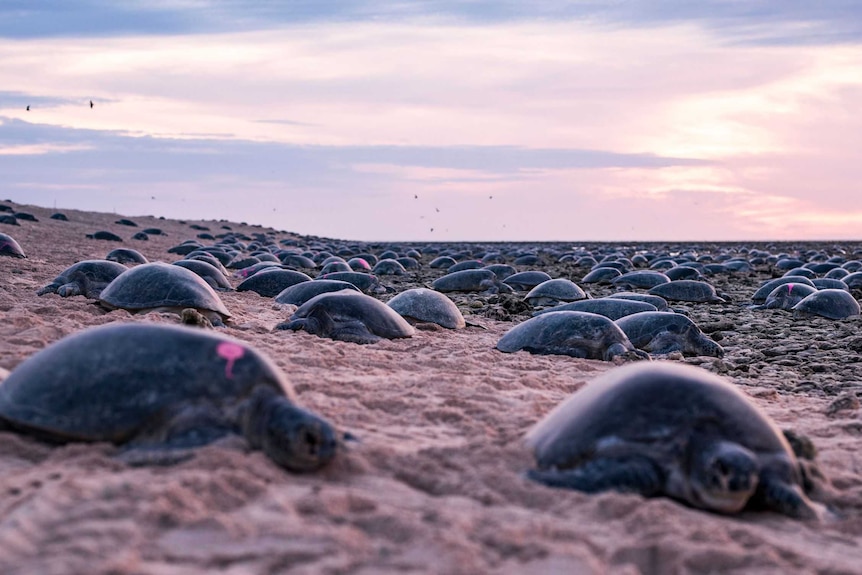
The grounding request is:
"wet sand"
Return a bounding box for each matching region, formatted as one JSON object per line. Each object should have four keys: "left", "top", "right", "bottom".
{"left": 0, "top": 202, "right": 861, "bottom": 574}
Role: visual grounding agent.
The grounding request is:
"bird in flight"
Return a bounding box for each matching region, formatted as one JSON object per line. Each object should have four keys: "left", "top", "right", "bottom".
{"left": 435, "top": 207, "right": 440, "bottom": 213}
{"left": 414, "top": 194, "right": 418, "bottom": 199}
{"left": 26, "top": 105, "right": 29, "bottom": 111}
{"left": 90, "top": 100, "right": 94, "bottom": 109}
{"left": 430, "top": 228, "right": 434, "bottom": 232}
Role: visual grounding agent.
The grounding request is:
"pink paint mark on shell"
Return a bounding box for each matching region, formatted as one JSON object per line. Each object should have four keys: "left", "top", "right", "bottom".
{"left": 787, "top": 283, "right": 794, "bottom": 292}
{"left": 216, "top": 342, "right": 245, "bottom": 379}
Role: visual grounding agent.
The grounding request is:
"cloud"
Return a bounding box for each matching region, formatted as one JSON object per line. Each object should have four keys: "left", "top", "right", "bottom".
{"left": 2, "top": 1, "right": 860, "bottom": 46}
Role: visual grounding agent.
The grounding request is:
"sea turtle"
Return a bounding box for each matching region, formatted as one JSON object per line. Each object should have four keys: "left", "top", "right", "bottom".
{"left": 581, "top": 267, "right": 622, "bottom": 284}
{"left": 524, "top": 278, "right": 587, "bottom": 306}
{"left": 447, "top": 260, "right": 484, "bottom": 273}
{"left": 0, "top": 323, "right": 337, "bottom": 471}
{"left": 0, "top": 233, "right": 25, "bottom": 258}
{"left": 484, "top": 264, "right": 517, "bottom": 281}
{"left": 607, "top": 292, "right": 670, "bottom": 311}
{"left": 783, "top": 268, "right": 817, "bottom": 280}
{"left": 812, "top": 278, "right": 850, "bottom": 291}
{"left": 38, "top": 260, "right": 128, "bottom": 298}
{"left": 753, "top": 283, "right": 817, "bottom": 311}
{"left": 234, "top": 261, "right": 282, "bottom": 279}
{"left": 14, "top": 212, "right": 38, "bottom": 222}
{"left": 50, "top": 213, "right": 69, "bottom": 221}
{"left": 115, "top": 218, "right": 138, "bottom": 227}
{"left": 99, "top": 262, "right": 232, "bottom": 325}
{"left": 496, "top": 311, "right": 648, "bottom": 361}
{"left": 0, "top": 215, "right": 20, "bottom": 226}
{"left": 525, "top": 362, "right": 823, "bottom": 518}
{"left": 372, "top": 259, "right": 408, "bottom": 275}
{"left": 432, "top": 269, "right": 513, "bottom": 294}
{"left": 751, "top": 277, "right": 816, "bottom": 304}
{"left": 843, "top": 272, "right": 862, "bottom": 289}
{"left": 648, "top": 280, "right": 727, "bottom": 303}
{"left": 87, "top": 231, "right": 123, "bottom": 242}
{"left": 429, "top": 256, "right": 457, "bottom": 269}
{"left": 396, "top": 256, "right": 420, "bottom": 270}
{"left": 172, "top": 259, "right": 233, "bottom": 291}
{"left": 386, "top": 288, "right": 466, "bottom": 329}
{"left": 316, "top": 272, "right": 386, "bottom": 294}
{"left": 237, "top": 269, "right": 312, "bottom": 297}
{"left": 347, "top": 257, "right": 372, "bottom": 271}
{"left": 106, "top": 248, "right": 148, "bottom": 265}
{"left": 280, "top": 291, "right": 415, "bottom": 344}
{"left": 615, "top": 312, "right": 724, "bottom": 357}
{"left": 503, "top": 271, "right": 553, "bottom": 291}
{"left": 132, "top": 232, "right": 149, "bottom": 241}
{"left": 319, "top": 260, "right": 352, "bottom": 275}
{"left": 274, "top": 279, "right": 360, "bottom": 306}
{"left": 142, "top": 228, "right": 166, "bottom": 236}
{"left": 167, "top": 241, "right": 204, "bottom": 256}
{"left": 792, "top": 289, "right": 861, "bottom": 320}
{"left": 280, "top": 254, "right": 318, "bottom": 269}
{"left": 611, "top": 271, "right": 671, "bottom": 290}
{"left": 534, "top": 298, "right": 657, "bottom": 321}
{"left": 664, "top": 266, "right": 703, "bottom": 281}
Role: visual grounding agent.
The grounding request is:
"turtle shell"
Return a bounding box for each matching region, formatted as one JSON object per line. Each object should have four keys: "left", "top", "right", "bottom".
{"left": 792, "top": 289, "right": 861, "bottom": 320}
{"left": 0, "top": 232, "right": 26, "bottom": 258}
{"left": 38, "top": 259, "right": 128, "bottom": 298}
{"left": 0, "top": 323, "right": 290, "bottom": 441}
{"left": 99, "top": 262, "right": 231, "bottom": 319}
{"left": 386, "top": 288, "right": 465, "bottom": 329}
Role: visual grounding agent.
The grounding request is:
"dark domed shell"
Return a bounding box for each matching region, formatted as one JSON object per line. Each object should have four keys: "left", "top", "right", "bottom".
{"left": 0, "top": 232, "right": 25, "bottom": 258}
{"left": 99, "top": 262, "right": 231, "bottom": 320}
{"left": 237, "top": 269, "right": 311, "bottom": 297}
{"left": 386, "top": 288, "right": 465, "bottom": 329}
{"left": 38, "top": 260, "right": 128, "bottom": 298}
{"left": 274, "top": 279, "right": 360, "bottom": 306}
{"left": 792, "top": 289, "right": 860, "bottom": 320}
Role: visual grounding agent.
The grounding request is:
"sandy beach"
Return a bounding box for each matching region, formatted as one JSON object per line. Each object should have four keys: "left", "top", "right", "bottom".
{"left": 1, "top": 201, "right": 861, "bottom": 575}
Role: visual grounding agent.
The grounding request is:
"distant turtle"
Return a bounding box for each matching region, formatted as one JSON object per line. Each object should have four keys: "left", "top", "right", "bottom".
{"left": 812, "top": 278, "right": 850, "bottom": 291}
{"left": 607, "top": 292, "right": 669, "bottom": 311}
{"left": 496, "top": 311, "right": 648, "bottom": 361}
{"left": 237, "top": 269, "right": 312, "bottom": 297}
{"left": 0, "top": 233, "right": 25, "bottom": 258}
{"left": 612, "top": 271, "right": 670, "bottom": 290}
{"left": 751, "top": 277, "right": 816, "bottom": 304}
{"left": 99, "top": 262, "right": 232, "bottom": 325}
{"left": 319, "top": 260, "right": 352, "bottom": 275}
{"left": 38, "top": 260, "right": 128, "bottom": 298}
{"left": 142, "top": 228, "right": 166, "bottom": 236}
{"left": 167, "top": 242, "right": 203, "bottom": 255}
{"left": 484, "top": 264, "right": 517, "bottom": 281}
{"left": 316, "top": 272, "right": 385, "bottom": 294}
{"left": 373, "top": 259, "right": 408, "bottom": 275}
{"left": 447, "top": 260, "right": 484, "bottom": 273}
{"left": 228, "top": 256, "right": 260, "bottom": 270}
{"left": 13, "top": 212, "right": 38, "bottom": 222}
{"left": 396, "top": 256, "right": 420, "bottom": 270}
{"left": 503, "top": 271, "right": 552, "bottom": 291}
{"left": 433, "top": 269, "right": 513, "bottom": 294}
{"left": 648, "top": 280, "right": 727, "bottom": 303}
{"left": 753, "top": 283, "right": 817, "bottom": 311}
{"left": 792, "top": 289, "right": 861, "bottom": 320}
{"left": 347, "top": 257, "right": 372, "bottom": 271}
{"left": 386, "top": 288, "right": 466, "bottom": 329}
{"left": 0, "top": 215, "right": 20, "bottom": 226}
{"left": 783, "top": 267, "right": 817, "bottom": 280}
{"left": 525, "top": 362, "right": 823, "bottom": 519}
{"left": 581, "top": 267, "right": 621, "bottom": 284}
{"left": 429, "top": 256, "right": 457, "bottom": 269}
{"left": 274, "top": 279, "right": 360, "bottom": 306}
{"left": 280, "top": 254, "right": 318, "bottom": 269}
{"left": 50, "top": 213, "right": 69, "bottom": 221}
{"left": 106, "top": 248, "right": 148, "bottom": 265}
{"left": 132, "top": 232, "right": 149, "bottom": 241}
{"left": 664, "top": 267, "right": 703, "bottom": 281}
{"left": 843, "top": 271, "right": 862, "bottom": 289}
{"left": 87, "top": 231, "right": 123, "bottom": 242}
{"left": 534, "top": 298, "right": 657, "bottom": 321}
{"left": 524, "top": 278, "right": 587, "bottom": 306}
{"left": 0, "top": 323, "right": 337, "bottom": 471}
{"left": 615, "top": 312, "right": 724, "bottom": 357}
{"left": 280, "top": 291, "right": 415, "bottom": 344}
{"left": 172, "top": 259, "right": 233, "bottom": 291}
{"left": 234, "top": 261, "right": 282, "bottom": 279}
{"left": 115, "top": 218, "right": 138, "bottom": 227}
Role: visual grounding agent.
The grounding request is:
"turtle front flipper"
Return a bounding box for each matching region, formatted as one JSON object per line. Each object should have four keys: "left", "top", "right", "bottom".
{"left": 754, "top": 477, "right": 824, "bottom": 520}
{"left": 119, "top": 404, "right": 236, "bottom": 467}
{"left": 527, "top": 456, "right": 664, "bottom": 496}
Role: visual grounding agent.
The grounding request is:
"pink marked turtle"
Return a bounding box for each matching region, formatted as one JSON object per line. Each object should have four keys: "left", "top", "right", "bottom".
{"left": 0, "top": 323, "right": 338, "bottom": 471}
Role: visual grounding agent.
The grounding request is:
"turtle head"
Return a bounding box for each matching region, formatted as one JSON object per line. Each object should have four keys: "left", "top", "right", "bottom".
{"left": 243, "top": 391, "right": 338, "bottom": 472}
{"left": 690, "top": 440, "right": 760, "bottom": 514}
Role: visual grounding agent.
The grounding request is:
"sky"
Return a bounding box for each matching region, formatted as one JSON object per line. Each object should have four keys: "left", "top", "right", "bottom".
{"left": 1, "top": 1, "right": 861, "bottom": 242}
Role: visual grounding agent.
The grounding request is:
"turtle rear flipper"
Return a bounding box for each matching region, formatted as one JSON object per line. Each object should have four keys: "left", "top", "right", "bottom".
{"left": 527, "top": 456, "right": 663, "bottom": 496}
